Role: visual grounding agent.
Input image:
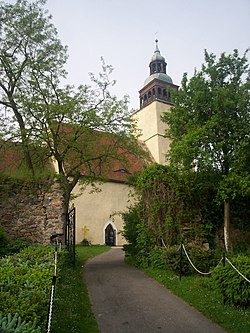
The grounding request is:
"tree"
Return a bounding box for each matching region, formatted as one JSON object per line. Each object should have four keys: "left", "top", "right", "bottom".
{"left": 25, "top": 60, "right": 146, "bottom": 211}
{"left": 163, "top": 49, "right": 250, "bottom": 251}
{"left": 0, "top": 0, "right": 67, "bottom": 175}
{"left": 0, "top": 0, "right": 147, "bottom": 217}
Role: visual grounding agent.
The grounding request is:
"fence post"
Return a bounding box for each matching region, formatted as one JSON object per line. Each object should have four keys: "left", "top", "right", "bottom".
{"left": 72, "top": 206, "right": 76, "bottom": 267}
{"left": 179, "top": 243, "right": 183, "bottom": 281}
{"left": 46, "top": 242, "right": 58, "bottom": 333}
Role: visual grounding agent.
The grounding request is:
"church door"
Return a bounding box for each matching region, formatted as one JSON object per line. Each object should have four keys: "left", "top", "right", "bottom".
{"left": 105, "top": 223, "right": 116, "bottom": 246}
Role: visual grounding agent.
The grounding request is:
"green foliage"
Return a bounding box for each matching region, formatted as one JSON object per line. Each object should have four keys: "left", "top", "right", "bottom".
{"left": 178, "top": 246, "right": 222, "bottom": 276}
{"left": 0, "top": 0, "right": 146, "bottom": 216}
{"left": 0, "top": 226, "right": 10, "bottom": 257}
{"left": 0, "top": 223, "right": 31, "bottom": 258}
{"left": 164, "top": 49, "right": 250, "bottom": 177}
{"left": 51, "top": 245, "right": 110, "bottom": 333}
{"left": 134, "top": 222, "right": 155, "bottom": 267}
{"left": 212, "top": 255, "right": 250, "bottom": 307}
{"left": 122, "top": 203, "right": 160, "bottom": 267}
{"left": 0, "top": 0, "right": 67, "bottom": 176}
{"left": 0, "top": 246, "right": 54, "bottom": 331}
{"left": 0, "top": 313, "right": 41, "bottom": 333}
{"left": 127, "top": 164, "right": 225, "bottom": 250}
{"left": 135, "top": 164, "right": 183, "bottom": 246}
{"left": 162, "top": 49, "right": 250, "bottom": 251}
{"left": 122, "top": 204, "right": 143, "bottom": 256}
{"left": 147, "top": 247, "right": 166, "bottom": 269}
{"left": 5, "top": 240, "right": 32, "bottom": 256}
{"left": 143, "top": 266, "right": 250, "bottom": 333}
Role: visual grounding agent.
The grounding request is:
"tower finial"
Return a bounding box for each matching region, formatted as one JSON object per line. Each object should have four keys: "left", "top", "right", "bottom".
{"left": 155, "top": 38, "right": 159, "bottom": 51}
{"left": 155, "top": 39, "right": 159, "bottom": 51}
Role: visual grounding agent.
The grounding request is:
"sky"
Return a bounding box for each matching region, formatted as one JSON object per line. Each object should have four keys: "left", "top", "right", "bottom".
{"left": 13, "top": 0, "right": 250, "bottom": 109}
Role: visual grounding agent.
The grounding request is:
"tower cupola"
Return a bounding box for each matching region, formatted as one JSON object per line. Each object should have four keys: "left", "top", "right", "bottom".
{"left": 140, "top": 40, "right": 177, "bottom": 109}
{"left": 149, "top": 39, "right": 166, "bottom": 74}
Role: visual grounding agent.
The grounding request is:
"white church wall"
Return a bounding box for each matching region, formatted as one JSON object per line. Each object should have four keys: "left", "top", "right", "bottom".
{"left": 72, "top": 181, "right": 136, "bottom": 245}
{"left": 132, "top": 101, "right": 172, "bottom": 165}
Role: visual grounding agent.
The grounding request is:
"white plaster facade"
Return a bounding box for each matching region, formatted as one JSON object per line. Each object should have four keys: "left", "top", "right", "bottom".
{"left": 72, "top": 181, "right": 136, "bottom": 245}
{"left": 132, "top": 101, "right": 172, "bottom": 165}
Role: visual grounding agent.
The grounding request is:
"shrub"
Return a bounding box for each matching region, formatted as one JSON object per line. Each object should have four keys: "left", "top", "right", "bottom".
{"left": 134, "top": 222, "right": 155, "bottom": 268}
{"left": 164, "top": 245, "right": 189, "bottom": 275}
{"left": 148, "top": 247, "right": 166, "bottom": 269}
{"left": 163, "top": 245, "right": 222, "bottom": 276}
{"left": 0, "top": 226, "right": 10, "bottom": 257}
{"left": 0, "top": 313, "right": 41, "bottom": 333}
{"left": 0, "top": 246, "right": 54, "bottom": 331}
{"left": 185, "top": 246, "right": 222, "bottom": 274}
{"left": 6, "top": 240, "right": 32, "bottom": 256}
{"left": 212, "top": 255, "right": 250, "bottom": 307}
{"left": 122, "top": 204, "right": 143, "bottom": 257}
{"left": 0, "top": 224, "right": 31, "bottom": 258}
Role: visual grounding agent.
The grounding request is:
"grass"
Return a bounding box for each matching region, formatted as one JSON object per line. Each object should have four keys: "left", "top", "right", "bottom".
{"left": 142, "top": 266, "right": 250, "bottom": 333}
{"left": 51, "top": 245, "right": 110, "bottom": 333}
{"left": 50, "top": 245, "right": 249, "bottom": 333}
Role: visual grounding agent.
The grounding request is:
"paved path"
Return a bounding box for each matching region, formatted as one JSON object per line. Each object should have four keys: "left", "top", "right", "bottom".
{"left": 84, "top": 248, "right": 227, "bottom": 333}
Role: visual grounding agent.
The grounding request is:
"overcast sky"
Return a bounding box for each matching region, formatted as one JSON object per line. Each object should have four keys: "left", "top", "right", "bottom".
{"left": 38, "top": 0, "right": 250, "bottom": 109}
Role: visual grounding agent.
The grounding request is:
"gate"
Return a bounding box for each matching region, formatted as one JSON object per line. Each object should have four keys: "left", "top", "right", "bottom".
{"left": 65, "top": 204, "right": 76, "bottom": 266}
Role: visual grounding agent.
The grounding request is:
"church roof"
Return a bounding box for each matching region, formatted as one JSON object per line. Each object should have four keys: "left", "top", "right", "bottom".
{"left": 151, "top": 40, "right": 165, "bottom": 62}
{"left": 144, "top": 72, "right": 173, "bottom": 85}
{"left": 0, "top": 129, "right": 146, "bottom": 184}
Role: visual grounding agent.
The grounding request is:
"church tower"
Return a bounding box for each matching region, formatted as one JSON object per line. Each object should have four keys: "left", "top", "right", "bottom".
{"left": 132, "top": 40, "right": 178, "bottom": 164}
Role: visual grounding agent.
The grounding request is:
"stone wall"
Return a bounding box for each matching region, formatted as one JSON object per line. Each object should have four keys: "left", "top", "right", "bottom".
{"left": 0, "top": 178, "right": 65, "bottom": 244}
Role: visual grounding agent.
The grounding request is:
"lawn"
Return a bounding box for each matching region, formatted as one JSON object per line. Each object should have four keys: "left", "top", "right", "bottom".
{"left": 143, "top": 266, "right": 250, "bottom": 333}
{"left": 51, "top": 245, "right": 110, "bottom": 333}
{"left": 50, "top": 245, "right": 249, "bottom": 333}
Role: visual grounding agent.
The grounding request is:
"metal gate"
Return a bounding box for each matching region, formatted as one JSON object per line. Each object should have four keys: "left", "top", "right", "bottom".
{"left": 65, "top": 204, "right": 76, "bottom": 266}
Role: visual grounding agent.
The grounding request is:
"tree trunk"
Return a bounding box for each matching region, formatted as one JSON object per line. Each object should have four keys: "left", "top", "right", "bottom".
{"left": 10, "top": 99, "right": 35, "bottom": 176}
{"left": 224, "top": 199, "right": 232, "bottom": 252}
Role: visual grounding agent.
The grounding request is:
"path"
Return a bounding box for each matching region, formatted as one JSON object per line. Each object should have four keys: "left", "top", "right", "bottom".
{"left": 84, "top": 248, "right": 227, "bottom": 333}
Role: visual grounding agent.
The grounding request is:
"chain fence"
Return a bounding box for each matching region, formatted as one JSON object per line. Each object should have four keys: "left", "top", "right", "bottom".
{"left": 181, "top": 244, "right": 212, "bottom": 275}
{"left": 180, "top": 243, "right": 250, "bottom": 283}
{"left": 225, "top": 257, "right": 250, "bottom": 283}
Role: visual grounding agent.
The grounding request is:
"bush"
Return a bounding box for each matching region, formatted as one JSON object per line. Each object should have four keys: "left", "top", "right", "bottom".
{"left": 122, "top": 204, "right": 143, "bottom": 257}
{"left": 164, "top": 245, "right": 189, "bottom": 275}
{"left": 163, "top": 245, "right": 222, "bottom": 276}
{"left": 212, "top": 255, "right": 250, "bottom": 307}
{"left": 0, "top": 246, "right": 54, "bottom": 331}
{"left": 0, "top": 224, "right": 31, "bottom": 258}
{"left": 148, "top": 247, "right": 166, "bottom": 269}
{"left": 184, "top": 246, "right": 222, "bottom": 274}
{"left": 6, "top": 240, "right": 32, "bottom": 256}
{"left": 0, "top": 313, "right": 41, "bottom": 333}
{"left": 0, "top": 226, "right": 10, "bottom": 257}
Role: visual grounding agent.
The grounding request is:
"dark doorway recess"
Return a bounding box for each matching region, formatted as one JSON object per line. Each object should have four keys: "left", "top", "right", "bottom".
{"left": 105, "top": 224, "right": 116, "bottom": 246}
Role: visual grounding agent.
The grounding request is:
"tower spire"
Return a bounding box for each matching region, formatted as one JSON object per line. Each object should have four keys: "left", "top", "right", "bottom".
{"left": 133, "top": 41, "right": 178, "bottom": 165}
{"left": 149, "top": 39, "right": 167, "bottom": 75}
{"left": 139, "top": 40, "right": 177, "bottom": 109}
{"left": 155, "top": 39, "right": 159, "bottom": 52}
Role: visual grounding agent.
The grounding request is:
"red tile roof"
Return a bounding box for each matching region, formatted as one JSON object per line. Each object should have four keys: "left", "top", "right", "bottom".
{"left": 0, "top": 129, "right": 147, "bottom": 183}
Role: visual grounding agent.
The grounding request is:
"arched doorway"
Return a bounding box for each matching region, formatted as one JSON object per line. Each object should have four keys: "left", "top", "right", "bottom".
{"left": 105, "top": 223, "right": 116, "bottom": 246}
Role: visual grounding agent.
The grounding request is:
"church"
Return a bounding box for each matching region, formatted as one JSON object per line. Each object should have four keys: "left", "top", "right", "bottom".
{"left": 72, "top": 40, "right": 178, "bottom": 246}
